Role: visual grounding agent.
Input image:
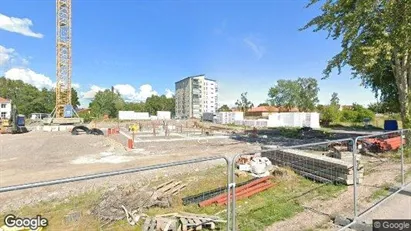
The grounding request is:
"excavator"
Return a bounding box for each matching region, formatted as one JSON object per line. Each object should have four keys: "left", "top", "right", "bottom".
{"left": 0, "top": 104, "right": 28, "bottom": 134}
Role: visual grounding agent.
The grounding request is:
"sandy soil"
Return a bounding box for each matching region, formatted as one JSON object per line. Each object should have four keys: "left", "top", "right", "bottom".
{"left": 0, "top": 130, "right": 261, "bottom": 212}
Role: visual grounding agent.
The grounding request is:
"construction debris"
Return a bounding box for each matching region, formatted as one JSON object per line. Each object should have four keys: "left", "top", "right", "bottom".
{"left": 250, "top": 157, "right": 273, "bottom": 177}
{"left": 182, "top": 178, "right": 257, "bottom": 206}
{"left": 360, "top": 135, "right": 405, "bottom": 153}
{"left": 235, "top": 154, "right": 273, "bottom": 178}
{"left": 71, "top": 125, "right": 104, "bottom": 136}
{"left": 199, "top": 176, "right": 275, "bottom": 207}
{"left": 139, "top": 212, "right": 226, "bottom": 231}
{"left": 93, "top": 180, "right": 187, "bottom": 222}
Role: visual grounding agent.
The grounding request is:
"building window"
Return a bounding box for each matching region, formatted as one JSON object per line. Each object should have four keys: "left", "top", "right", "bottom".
{"left": 1, "top": 112, "right": 6, "bottom": 118}
{"left": 0, "top": 104, "right": 5, "bottom": 108}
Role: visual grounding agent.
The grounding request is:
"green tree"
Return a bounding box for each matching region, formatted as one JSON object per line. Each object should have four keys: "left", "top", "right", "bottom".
{"left": 71, "top": 88, "right": 80, "bottom": 110}
{"left": 330, "top": 92, "right": 340, "bottom": 107}
{"left": 258, "top": 103, "right": 269, "bottom": 107}
{"left": 320, "top": 93, "right": 341, "bottom": 125}
{"left": 235, "top": 92, "right": 254, "bottom": 112}
{"left": 296, "top": 77, "right": 319, "bottom": 111}
{"left": 89, "top": 89, "right": 125, "bottom": 118}
{"left": 218, "top": 104, "right": 231, "bottom": 112}
{"left": 145, "top": 95, "right": 175, "bottom": 116}
{"left": 302, "top": 0, "right": 411, "bottom": 127}
{"left": 124, "top": 102, "right": 146, "bottom": 112}
{"left": 268, "top": 78, "right": 319, "bottom": 111}
{"left": 268, "top": 80, "right": 300, "bottom": 111}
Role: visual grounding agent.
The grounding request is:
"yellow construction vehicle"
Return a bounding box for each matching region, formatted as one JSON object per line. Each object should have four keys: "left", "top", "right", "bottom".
{"left": 0, "top": 104, "right": 28, "bottom": 134}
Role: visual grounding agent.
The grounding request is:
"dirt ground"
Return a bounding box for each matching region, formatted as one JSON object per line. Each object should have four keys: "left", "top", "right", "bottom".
{"left": 265, "top": 156, "right": 411, "bottom": 231}
{"left": 1, "top": 123, "right": 402, "bottom": 230}
{"left": 0, "top": 130, "right": 261, "bottom": 212}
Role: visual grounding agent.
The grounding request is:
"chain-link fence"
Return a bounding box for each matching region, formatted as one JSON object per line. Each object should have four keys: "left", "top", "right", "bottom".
{"left": 230, "top": 138, "right": 356, "bottom": 231}
{"left": 0, "top": 156, "right": 232, "bottom": 231}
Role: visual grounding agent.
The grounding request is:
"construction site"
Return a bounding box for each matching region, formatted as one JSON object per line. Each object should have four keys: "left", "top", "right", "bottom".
{"left": 1, "top": 115, "right": 411, "bottom": 230}
{"left": 1, "top": 0, "right": 411, "bottom": 231}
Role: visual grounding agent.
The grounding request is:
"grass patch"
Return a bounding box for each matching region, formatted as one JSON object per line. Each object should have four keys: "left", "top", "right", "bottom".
{"left": 235, "top": 170, "right": 346, "bottom": 231}
{"left": 0, "top": 190, "right": 103, "bottom": 230}
{"left": 0, "top": 167, "right": 347, "bottom": 231}
{"left": 367, "top": 183, "right": 392, "bottom": 202}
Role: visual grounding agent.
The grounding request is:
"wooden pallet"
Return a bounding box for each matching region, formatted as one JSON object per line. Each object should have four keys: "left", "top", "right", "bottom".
{"left": 179, "top": 217, "right": 216, "bottom": 231}
{"left": 143, "top": 217, "right": 178, "bottom": 231}
{"left": 156, "top": 180, "right": 187, "bottom": 197}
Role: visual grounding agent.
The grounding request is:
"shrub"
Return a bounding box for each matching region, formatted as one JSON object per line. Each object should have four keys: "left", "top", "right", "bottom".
{"left": 340, "top": 104, "right": 375, "bottom": 123}
{"left": 320, "top": 105, "right": 340, "bottom": 124}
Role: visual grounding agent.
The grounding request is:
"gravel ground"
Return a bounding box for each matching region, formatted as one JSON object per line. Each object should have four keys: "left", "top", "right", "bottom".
{"left": 0, "top": 130, "right": 261, "bottom": 213}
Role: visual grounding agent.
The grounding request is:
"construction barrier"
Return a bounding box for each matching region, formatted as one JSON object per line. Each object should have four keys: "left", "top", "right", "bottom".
{"left": 1, "top": 128, "right": 411, "bottom": 231}
{"left": 231, "top": 138, "right": 356, "bottom": 231}
{"left": 0, "top": 156, "right": 233, "bottom": 231}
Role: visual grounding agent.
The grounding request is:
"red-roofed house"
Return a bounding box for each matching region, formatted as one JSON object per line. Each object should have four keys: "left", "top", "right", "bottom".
{"left": 0, "top": 97, "right": 12, "bottom": 120}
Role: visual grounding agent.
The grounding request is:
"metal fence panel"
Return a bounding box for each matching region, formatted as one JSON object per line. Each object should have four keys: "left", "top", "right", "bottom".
{"left": 231, "top": 138, "right": 356, "bottom": 231}
{"left": 339, "top": 129, "right": 411, "bottom": 230}
{"left": 0, "top": 156, "right": 232, "bottom": 231}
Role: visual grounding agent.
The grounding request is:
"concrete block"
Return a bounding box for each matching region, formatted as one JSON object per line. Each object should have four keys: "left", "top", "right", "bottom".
{"left": 334, "top": 215, "right": 352, "bottom": 227}
{"left": 43, "top": 126, "right": 52, "bottom": 132}
{"left": 51, "top": 126, "right": 59, "bottom": 132}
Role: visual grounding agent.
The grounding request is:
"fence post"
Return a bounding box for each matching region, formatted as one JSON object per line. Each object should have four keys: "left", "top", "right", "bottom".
{"left": 353, "top": 137, "right": 359, "bottom": 219}
{"left": 401, "top": 129, "right": 405, "bottom": 186}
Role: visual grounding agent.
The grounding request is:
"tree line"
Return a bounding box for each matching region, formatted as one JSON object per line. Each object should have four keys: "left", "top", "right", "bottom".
{"left": 301, "top": 0, "right": 410, "bottom": 127}
{"left": 83, "top": 89, "right": 175, "bottom": 121}
{"left": 0, "top": 77, "right": 175, "bottom": 121}
{"left": 218, "top": 77, "right": 375, "bottom": 125}
{"left": 0, "top": 77, "right": 80, "bottom": 116}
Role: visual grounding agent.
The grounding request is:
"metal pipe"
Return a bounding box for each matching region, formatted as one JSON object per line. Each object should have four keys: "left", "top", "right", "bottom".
{"left": 353, "top": 137, "right": 359, "bottom": 219}
{"left": 401, "top": 129, "right": 405, "bottom": 186}
{"left": 226, "top": 158, "right": 232, "bottom": 231}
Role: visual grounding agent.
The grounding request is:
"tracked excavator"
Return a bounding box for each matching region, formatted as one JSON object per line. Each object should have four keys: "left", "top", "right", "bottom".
{"left": 0, "top": 104, "right": 28, "bottom": 134}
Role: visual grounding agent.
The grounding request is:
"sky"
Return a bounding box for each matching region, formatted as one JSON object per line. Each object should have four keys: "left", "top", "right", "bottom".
{"left": 0, "top": 0, "right": 377, "bottom": 108}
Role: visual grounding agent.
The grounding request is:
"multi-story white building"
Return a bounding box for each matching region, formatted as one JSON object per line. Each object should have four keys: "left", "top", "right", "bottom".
{"left": 175, "top": 74, "right": 218, "bottom": 119}
{"left": 0, "top": 97, "right": 12, "bottom": 120}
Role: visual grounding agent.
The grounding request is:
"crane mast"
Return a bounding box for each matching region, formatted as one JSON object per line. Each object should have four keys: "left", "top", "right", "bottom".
{"left": 55, "top": 0, "right": 72, "bottom": 118}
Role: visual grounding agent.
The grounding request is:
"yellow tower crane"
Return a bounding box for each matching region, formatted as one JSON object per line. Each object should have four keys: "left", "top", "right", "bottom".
{"left": 47, "top": 0, "right": 81, "bottom": 124}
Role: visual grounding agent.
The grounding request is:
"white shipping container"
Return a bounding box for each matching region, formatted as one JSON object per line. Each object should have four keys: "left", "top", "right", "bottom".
{"left": 118, "top": 111, "right": 150, "bottom": 120}
{"left": 135, "top": 112, "right": 150, "bottom": 120}
{"left": 267, "top": 112, "right": 320, "bottom": 128}
{"left": 234, "top": 112, "right": 244, "bottom": 121}
{"left": 157, "top": 111, "right": 171, "bottom": 120}
{"left": 118, "top": 111, "right": 135, "bottom": 120}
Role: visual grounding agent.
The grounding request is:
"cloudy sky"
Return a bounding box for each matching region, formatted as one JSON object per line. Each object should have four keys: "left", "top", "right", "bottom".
{"left": 0, "top": 1, "right": 377, "bottom": 108}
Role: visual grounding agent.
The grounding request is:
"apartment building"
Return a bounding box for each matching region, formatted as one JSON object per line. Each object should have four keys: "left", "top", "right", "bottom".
{"left": 175, "top": 74, "right": 218, "bottom": 119}
{"left": 0, "top": 97, "right": 12, "bottom": 120}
